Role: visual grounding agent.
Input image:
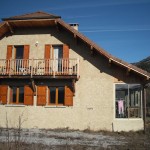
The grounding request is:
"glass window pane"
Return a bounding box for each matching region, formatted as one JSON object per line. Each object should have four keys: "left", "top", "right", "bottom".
{"left": 19, "top": 87, "right": 24, "bottom": 103}
{"left": 15, "top": 46, "right": 24, "bottom": 59}
{"left": 58, "top": 87, "right": 64, "bottom": 104}
{"left": 53, "top": 46, "right": 63, "bottom": 72}
{"left": 129, "top": 84, "right": 141, "bottom": 118}
{"left": 12, "top": 87, "right": 17, "bottom": 103}
{"left": 50, "top": 87, "right": 56, "bottom": 104}
{"left": 115, "top": 84, "right": 128, "bottom": 118}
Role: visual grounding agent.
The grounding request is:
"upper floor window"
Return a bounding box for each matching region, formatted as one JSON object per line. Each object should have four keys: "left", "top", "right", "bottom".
{"left": 115, "top": 84, "right": 142, "bottom": 118}
{"left": 15, "top": 45, "right": 24, "bottom": 59}
{"left": 45, "top": 44, "right": 69, "bottom": 60}
{"left": 6, "top": 45, "right": 29, "bottom": 60}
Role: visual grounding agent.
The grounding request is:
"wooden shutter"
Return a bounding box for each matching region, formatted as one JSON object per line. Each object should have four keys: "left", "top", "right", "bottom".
{"left": 6, "top": 45, "right": 12, "bottom": 59}
{"left": 24, "top": 86, "right": 34, "bottom": 105}
{"left": 64, "top": 86, "right": 73, "bottom": 106}
{"left": 0, "top": 85, "right": 8, "bottom": 104}
{"left": 45, "top": 45, "right": 51, "bottom": 59}
{"left": 6, "top": 45, "right": 12, "bottom": 74}
{"left": 63, "top": 44, "right": 69, "bottom": 74}
{"left": 37, "top": 86, "right": 47, "bottom": 106}
{"left": 23, "top": 45, "right": 29, "bottom": 59}
{"left": 23, "top": 45, "right": 29, "bottom": 68}
{"left": 45, "top": 45, "right": 51, "bottom": 74}
{"left": 63, "top": 44, "right": 69, "bottom": 59}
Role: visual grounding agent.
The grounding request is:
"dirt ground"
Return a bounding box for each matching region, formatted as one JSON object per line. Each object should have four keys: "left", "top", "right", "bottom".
{"left": 0, "top": 124, "right": 150, "bottom": 150}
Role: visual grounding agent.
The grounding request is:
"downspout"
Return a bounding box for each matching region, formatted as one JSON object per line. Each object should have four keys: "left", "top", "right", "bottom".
{"left": 142, "top": 83, "right": 148, "bottom": 134}
{"left": 143, "top": 86, "right": 146, "bottom": 133}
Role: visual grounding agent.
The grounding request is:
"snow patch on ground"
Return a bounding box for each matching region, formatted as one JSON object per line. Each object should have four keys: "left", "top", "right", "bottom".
{"left": 0, "top": 128, "right": 127, "bottom": 148}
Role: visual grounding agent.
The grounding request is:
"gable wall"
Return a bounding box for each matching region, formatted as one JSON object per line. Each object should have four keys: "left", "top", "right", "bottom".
{"left": 0, "top": 27, "right": 143, "bottom": 131}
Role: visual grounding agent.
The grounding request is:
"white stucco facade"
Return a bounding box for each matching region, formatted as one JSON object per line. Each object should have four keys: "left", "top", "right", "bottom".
{"left": 0, "top": 27, "right": 144, "bottom": 131}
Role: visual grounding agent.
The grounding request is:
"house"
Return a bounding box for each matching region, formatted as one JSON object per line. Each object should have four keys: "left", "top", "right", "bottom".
{"left": 0, "top": 11, "right": 149, "bottom": 132}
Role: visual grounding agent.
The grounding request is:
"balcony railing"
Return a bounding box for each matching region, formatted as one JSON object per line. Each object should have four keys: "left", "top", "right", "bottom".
{"left": 0, "top": 58, "right": 79, "bottom": 78}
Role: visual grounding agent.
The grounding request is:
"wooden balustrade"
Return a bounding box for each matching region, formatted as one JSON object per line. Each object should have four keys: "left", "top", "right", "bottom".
{"left": 0, "top": 58, "right": 79, "bottom": 77}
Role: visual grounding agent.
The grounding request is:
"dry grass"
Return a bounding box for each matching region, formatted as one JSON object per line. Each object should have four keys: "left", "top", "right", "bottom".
{"left": 0, "top": 118, "right": 150, "bottom": 150}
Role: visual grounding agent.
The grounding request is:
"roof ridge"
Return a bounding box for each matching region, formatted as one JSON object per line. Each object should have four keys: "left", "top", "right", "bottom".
{"left": 2, "top": 11, "right": 61, "bottom": 21}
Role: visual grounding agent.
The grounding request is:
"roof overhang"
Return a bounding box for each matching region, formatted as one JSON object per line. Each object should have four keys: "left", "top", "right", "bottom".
{"left": 2, "top": 16, "right": 61, "bottom": 21}
{"left": 55, "top": 19, "right": 150, "bottom": 80}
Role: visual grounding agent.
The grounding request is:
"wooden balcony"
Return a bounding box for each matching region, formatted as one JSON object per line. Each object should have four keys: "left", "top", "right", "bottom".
{"left": 0, "top": 58, "right": 79, "bottom": 78}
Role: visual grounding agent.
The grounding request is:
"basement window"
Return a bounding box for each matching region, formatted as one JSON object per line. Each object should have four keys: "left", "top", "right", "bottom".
{"left": 115, "top": 84, "right": 142, "bottom": 118}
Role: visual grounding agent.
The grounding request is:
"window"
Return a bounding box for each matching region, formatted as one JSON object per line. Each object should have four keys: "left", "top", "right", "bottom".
{"left": 44, "top": 44, "right": 69, "bottom": 74}
{"left": 115, "top": 84, "right": 142, "bottom": 118}
{"left": 53, "top": 46, "right": 63, "bottom": 72}
{"left": 49, "top": 86, "right": 65, "bottom": 105}
{"left": 36, "top": 85, "right": 73, "bottom": 106}
{"left": 15, "top": 46, "right": 24, "bottom": 59}
{"left": 6, "top": 45, "right": 30, "bottom": 74}
{"left": 10, "top": 86, "right": 24, "bottom": 104}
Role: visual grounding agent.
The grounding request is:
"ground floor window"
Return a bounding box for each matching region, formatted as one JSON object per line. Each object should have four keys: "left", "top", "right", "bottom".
{"left": 10, "top": 86, "right": 24, "bottom": 104}
{"left": 9, "top": 85, "right": 33, "bottom": 105}
{"left": 37, "top": 85, "right": 73, "bottom": 106}
{"left": 0, "top": 83, "right": 72, "bottom": 106}
{"left": 115, "top": 84, "right": 142, "bottom": 118}
{"left": 49, "top": 87, "right": 65, "bottom": 105}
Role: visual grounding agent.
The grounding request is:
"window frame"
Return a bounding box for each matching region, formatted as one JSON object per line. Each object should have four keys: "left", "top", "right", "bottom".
{"left": 114, "top": 83, "right": 143, "bottom": 119}
{"left": 48, "top": 86, "right": 65, "bottom": 106}
{"left": 10, "top": 86, "right": 24, "bottom": 104}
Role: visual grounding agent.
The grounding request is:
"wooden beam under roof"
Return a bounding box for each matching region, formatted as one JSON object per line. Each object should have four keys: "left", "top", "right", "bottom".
{"left": 55, "top": 20, "right": 61, "bottom": 32}
{"left": 6, "top": 22, "right": 14, "bottom": 34}
{"left": 126, "top": 68, "right": 131, "bottom": 76}
{"left": 90, "top": 45, "right": 94, "bottom": 55}
{"left": 108, "top": 58, "right": 112, "bottom": 67}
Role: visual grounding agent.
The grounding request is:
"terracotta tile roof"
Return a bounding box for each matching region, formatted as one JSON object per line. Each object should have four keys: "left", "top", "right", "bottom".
{"left": 2, "top": 11, "right": 61, "bottom": 21}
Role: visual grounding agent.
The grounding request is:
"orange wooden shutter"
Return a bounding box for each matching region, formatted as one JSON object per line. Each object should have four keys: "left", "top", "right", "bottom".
{"left": 37, "top": 86, "right": 47, "bottom": 106}
{"left": 23, "top": 45, "right": 29, "bottom": 68}
{"left": 63, "top": 44, "right": 69, "bottom": 74}
{"left": 0, "top": 85, "right": 8, "bottom": 104}
{"left": 64, "top": 86, "right": 73, "bottom": 106}
{"left": 45, "top": 45, "right": 51, "bottom": 59}
{"left": 24, "top": 86, "right": 34, "bottom": 105}
{"left": 63, "top": 44, "right": 69, "bottom": 59}
{"left": 6, "top": 45, "right": 12, "bottom": 74}
{"left": 45, "top": 45, "right": 51, "bottom": 74}
{"left": 6, "top": 45, "right": 12, "bottom": 59}
{"left": 23, "top": 45, "right": 29, "bottom": 59}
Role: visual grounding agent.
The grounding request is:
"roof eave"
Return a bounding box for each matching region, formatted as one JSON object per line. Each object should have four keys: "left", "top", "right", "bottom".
{"left": 56, "top": 19, "right": 150, "bottom": 80}
{"left": 2, "top": 16, "right": 61, "bottom": 21}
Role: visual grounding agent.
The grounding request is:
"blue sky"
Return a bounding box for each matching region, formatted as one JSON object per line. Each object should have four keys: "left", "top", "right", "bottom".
{"left": 0, "top": 0, "right": 150, "bottom": 63}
